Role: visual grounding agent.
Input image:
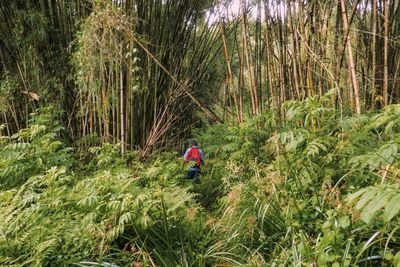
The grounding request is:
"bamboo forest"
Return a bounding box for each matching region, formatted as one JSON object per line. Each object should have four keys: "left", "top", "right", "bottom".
{"left": 1, "top": 0, "right": 400, "bottom": 266}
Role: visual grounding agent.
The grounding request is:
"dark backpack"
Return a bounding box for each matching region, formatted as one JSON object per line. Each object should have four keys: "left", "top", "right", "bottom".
{"left": 186, "top": 147, "right": 201, "bottom": 166}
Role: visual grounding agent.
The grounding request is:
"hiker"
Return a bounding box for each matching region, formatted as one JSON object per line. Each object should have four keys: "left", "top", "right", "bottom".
{"left": 183, "top": 139, "right": 204, "bottom": 180}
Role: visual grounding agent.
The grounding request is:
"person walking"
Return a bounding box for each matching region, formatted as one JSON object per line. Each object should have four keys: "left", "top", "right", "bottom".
{"left": 183, "top": 139, "right": 204, "bottom": 181}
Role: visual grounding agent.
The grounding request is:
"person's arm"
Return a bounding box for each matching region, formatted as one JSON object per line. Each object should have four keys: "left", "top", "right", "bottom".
{"left": 199, "top": 149, "right": 205, "bottom": 163}
{"left": 183, "top": 148, "right": 191, "bottom": 161}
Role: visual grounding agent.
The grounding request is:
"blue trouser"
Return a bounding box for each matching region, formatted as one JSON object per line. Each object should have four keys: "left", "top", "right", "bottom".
{"left": 187, "top": 166, "right": 200, "bottom": 179}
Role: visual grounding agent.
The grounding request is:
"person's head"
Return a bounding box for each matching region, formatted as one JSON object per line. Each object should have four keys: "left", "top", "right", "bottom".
{"left": 190, "top": 139, "right": 198, "bottom": 147}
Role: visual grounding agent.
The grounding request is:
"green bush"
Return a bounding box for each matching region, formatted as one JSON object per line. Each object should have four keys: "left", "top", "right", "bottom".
{"left": 1, "top": 101, "right": 400, "bottom": 266}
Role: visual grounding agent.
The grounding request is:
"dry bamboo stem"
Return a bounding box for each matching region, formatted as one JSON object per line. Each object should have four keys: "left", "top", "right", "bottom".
{"left": 340, "top": 0, "right": 361, "bottom": 114}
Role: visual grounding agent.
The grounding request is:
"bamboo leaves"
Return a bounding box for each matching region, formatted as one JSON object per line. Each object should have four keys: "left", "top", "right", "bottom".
{"left": 72, "top": 5, "right": 134, "bottom": 145}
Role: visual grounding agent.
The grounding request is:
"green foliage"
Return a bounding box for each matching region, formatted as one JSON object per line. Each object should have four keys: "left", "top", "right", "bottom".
{"left": 0, "top": 73, "right": 19, "bottom": 113}
{"left": 348, "top": 184, "right": 400, "bottom": 223}
{"left": 0, "top": 106, "right": 73, "bottom": 189}
{"left": 192, "top": 97, "right": 400, "bottom": 266}
{"left": 2, "top": 99, "right": 400, "bottom": 266}
{"left": 0, "top": 109, "right": 211, "bottom": 266}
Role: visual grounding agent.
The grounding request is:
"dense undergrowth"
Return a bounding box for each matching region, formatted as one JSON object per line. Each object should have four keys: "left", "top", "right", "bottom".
{"left": 1, "top": 94, "right": 400, "bottom": 266}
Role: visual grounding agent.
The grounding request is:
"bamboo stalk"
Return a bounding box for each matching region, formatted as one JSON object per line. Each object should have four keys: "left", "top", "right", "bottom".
{"left": 216, "top": 0, "right": 240, "bottom": 123}
{"left": 340, "top": 0, "right": 361, "bottom": 114}
{"left": 383, "top": 0, "right": 389, "bottom": 106}
{"left": 120, "top": 44, "right": 125, "bottom": 156}
{"left": 287, "top": 2, "right": 300, "bottom": 100}
{"left": 241, "top": 0, "right": 258, "bottom": 116}
{"left": 371, "top": 0, "right": 377, "bottom": 108}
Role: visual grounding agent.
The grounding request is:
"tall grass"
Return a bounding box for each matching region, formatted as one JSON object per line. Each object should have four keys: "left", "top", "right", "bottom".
{"left": 1, "top": 98, "right": 400, "bottom": 266}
